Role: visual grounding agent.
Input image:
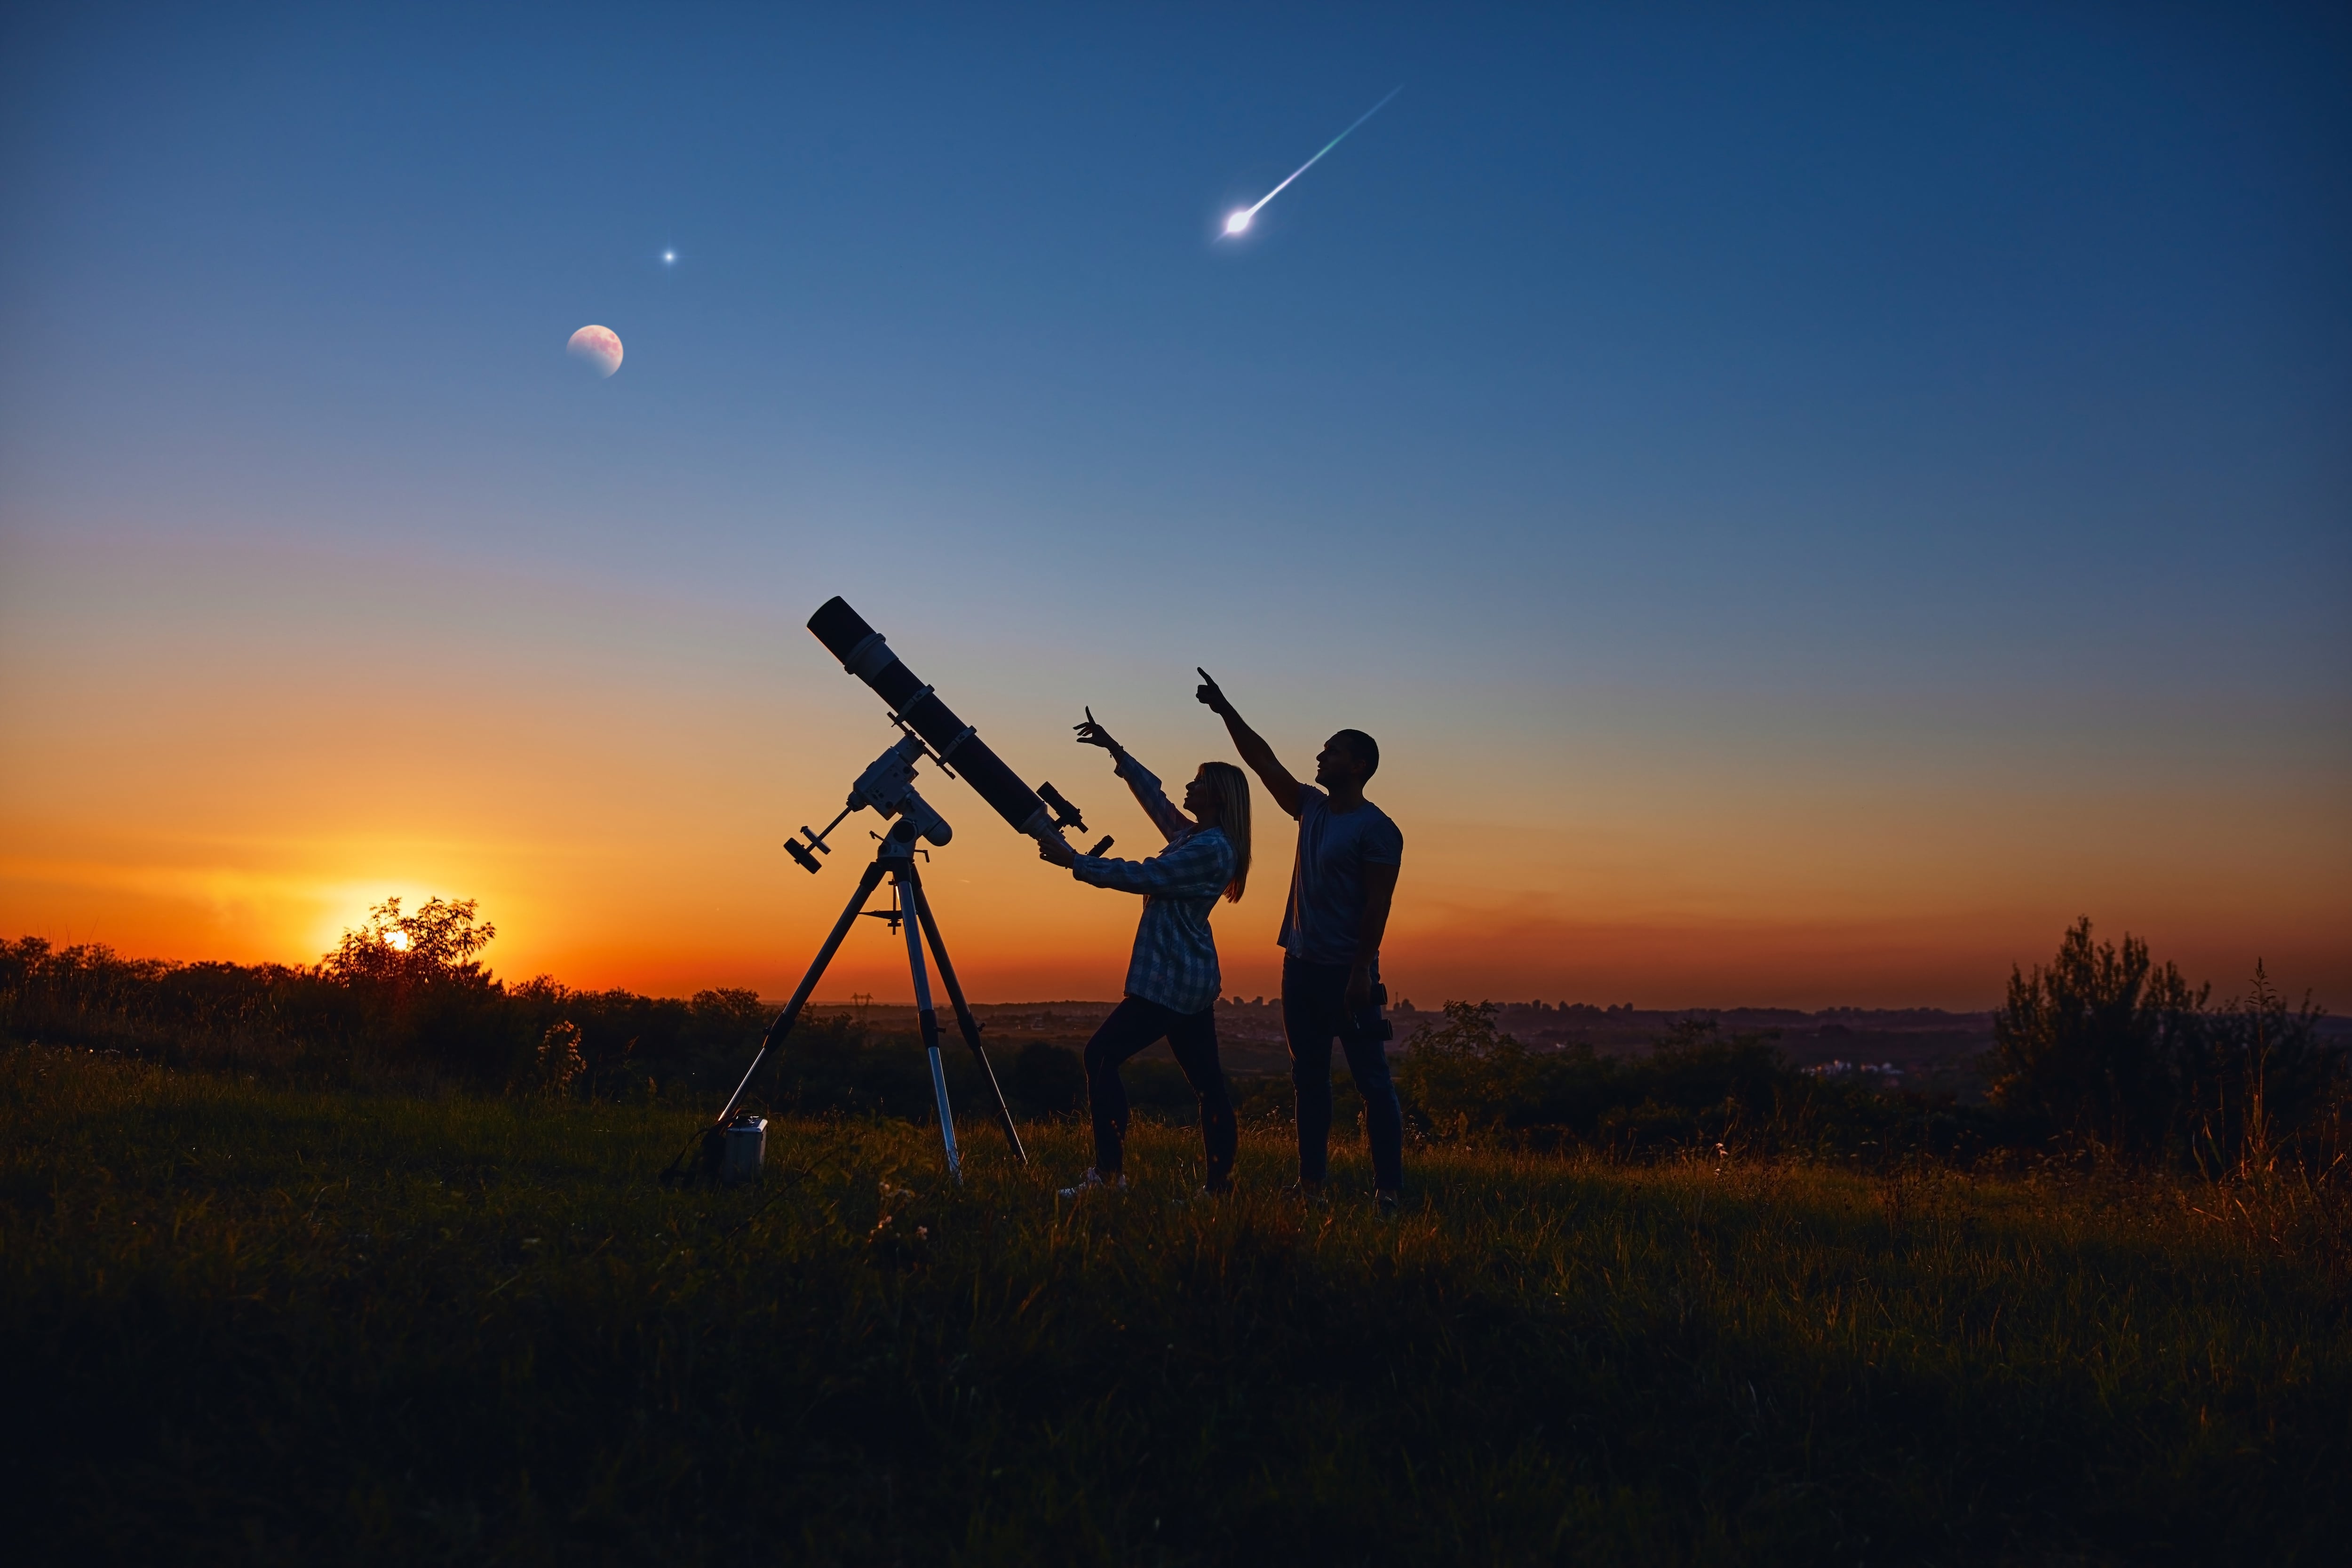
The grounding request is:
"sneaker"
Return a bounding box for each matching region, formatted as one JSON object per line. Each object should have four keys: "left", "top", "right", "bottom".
{"left": 1057, "top": 1168, "right": 1126, "bottom": 1200}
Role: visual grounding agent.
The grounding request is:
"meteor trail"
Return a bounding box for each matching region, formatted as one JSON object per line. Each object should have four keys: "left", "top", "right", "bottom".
{"left": 1222, "top": 85, "right": 1402, "bottom": 237}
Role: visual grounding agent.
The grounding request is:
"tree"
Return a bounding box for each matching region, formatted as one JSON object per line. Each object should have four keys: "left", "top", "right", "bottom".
{"left": 316, "top": 897, "right": 510, "bottom": 1076}
{"left": 322, "top": 897, "right": 497, "bottom": 996}
{"left": 1988, "top": 917, "right": 2201, "bottom": 1153}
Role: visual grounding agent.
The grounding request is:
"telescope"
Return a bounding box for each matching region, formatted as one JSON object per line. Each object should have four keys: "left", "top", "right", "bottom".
{"left": 787, "top": 597, "right": 1104, "bottom": 868}
{"left": 679, "top": 597, "right": 1104, "bottom": 1185}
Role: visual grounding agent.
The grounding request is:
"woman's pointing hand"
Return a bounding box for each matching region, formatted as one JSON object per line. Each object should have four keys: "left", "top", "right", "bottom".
{"left": 1073, "top": 705, "right": 1120, "bottom": 753}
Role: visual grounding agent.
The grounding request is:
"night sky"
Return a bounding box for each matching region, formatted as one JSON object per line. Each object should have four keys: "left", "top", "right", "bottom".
{"left": 3, "top": 2, "right": 2345, "bottom": 1007}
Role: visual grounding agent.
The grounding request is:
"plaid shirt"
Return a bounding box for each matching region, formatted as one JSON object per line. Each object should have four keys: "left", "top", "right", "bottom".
{"left": 1069, "top": 752, "right": 1234, "bottom": 1014}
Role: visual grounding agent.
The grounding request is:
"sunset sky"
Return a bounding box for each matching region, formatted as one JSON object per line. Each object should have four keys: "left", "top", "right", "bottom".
{"left": 3, "top": 3, "right": 2346, "bottom": 1010}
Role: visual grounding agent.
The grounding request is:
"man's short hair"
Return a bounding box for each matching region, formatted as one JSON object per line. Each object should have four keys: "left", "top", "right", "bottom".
{"left": 1333, "top": 728, "right": 1380, "bottom": 780}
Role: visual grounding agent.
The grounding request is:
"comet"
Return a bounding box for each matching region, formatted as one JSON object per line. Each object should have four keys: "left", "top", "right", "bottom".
{"left": 1222, "top": 86, "right": 1402, "bottom": 238}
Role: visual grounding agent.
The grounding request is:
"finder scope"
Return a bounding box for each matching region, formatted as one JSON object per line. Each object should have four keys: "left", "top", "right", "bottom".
{"left": 807, "top": 597, "right": 1058, "bottom": 839}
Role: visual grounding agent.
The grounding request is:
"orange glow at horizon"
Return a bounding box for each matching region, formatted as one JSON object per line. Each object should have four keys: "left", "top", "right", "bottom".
{"left": 3, "top": 534, "right": 2346, "bottom": 1013}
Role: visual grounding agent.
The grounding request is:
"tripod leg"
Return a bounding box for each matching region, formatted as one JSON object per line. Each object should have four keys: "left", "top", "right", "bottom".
{"left": 907, "top": 872, "right": 1027, "bottom": 1164}
{"left": 713, "top": 857, "right": 889, "bottom": 1128}
{"left": 891, "top": 860, "right": 962, "bottom": 1181}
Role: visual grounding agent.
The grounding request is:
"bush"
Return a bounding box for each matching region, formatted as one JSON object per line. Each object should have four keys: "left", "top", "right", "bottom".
{"left": 1393, "top": 1001, "right": 1550, "bottom": 1136}
{"left": 529, "top": 1021, "right": 587, "bottom": 1098}
{"left": 2176, "top": 963, "right": 2346, "bottom": 1173}
{"left": 1992, "top": 918, "right": 2345, "bottom": 1163}
{"left": 1396, "top": 1002, "right": 1796, "bottom": 1151}
{"left": 0, "top": 909, "right": 771, "bottom": 1098}
{"left": 0, "top": 936, "right": 362, "bottom": 1071}
{"left": 1395, "top": 1002, "right": 2015, "bottom": 1162}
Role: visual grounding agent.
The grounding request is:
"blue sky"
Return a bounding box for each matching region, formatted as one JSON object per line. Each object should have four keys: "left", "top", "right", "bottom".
{"left": 2, "top": 2, "right": 2346, "bottom": 1004}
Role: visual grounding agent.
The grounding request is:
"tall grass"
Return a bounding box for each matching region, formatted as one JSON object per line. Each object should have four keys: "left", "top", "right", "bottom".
{"left": 5, "top": 1045, "right": 2345, "bottom": 1565}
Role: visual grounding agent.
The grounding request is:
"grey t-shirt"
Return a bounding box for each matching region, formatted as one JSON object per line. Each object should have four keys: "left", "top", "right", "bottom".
{"left": 1278, "top": 786, "right": 1403, "bottom": 966}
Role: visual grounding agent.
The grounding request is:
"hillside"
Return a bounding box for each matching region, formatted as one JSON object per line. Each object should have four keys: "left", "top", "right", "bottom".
{"left": 8, "top": 1046, "right": 2347, "bottom": 1564}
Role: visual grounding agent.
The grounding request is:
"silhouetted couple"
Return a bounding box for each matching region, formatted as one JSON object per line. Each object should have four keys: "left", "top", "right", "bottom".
{"left": 1034, "top": 674, "right": 1404, "bottom": 1212}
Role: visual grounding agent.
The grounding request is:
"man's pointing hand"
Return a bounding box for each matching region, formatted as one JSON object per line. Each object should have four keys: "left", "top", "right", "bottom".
{"left": 1195, "top": 667, "right": 1232, "bottom": 717}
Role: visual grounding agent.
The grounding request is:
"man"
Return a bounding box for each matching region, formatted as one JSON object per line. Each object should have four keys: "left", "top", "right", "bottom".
{"left": 1197, "top": 670, "right": 1403, "bottom": 1212}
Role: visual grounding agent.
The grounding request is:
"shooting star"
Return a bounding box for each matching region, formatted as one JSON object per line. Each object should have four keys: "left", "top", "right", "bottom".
{"left": 1222, "top": 86, "right": 1402, "bottom": 238}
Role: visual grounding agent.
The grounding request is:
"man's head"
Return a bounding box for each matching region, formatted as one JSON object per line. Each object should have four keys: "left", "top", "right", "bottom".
{"left": 1313, "top": 729, "right": 1380, "bottom": 790}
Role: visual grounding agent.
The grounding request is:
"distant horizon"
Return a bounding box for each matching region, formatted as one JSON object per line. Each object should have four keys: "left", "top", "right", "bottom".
{"left": 10, "top": 922, "right": 2336, "bottom": 1020}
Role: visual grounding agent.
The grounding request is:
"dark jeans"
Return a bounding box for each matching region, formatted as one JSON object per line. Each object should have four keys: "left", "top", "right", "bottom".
{"left": 1284, "top": 957, "right": 1405, "bottom": 1192}
{"left": 1082, "top": 995, "right": 1238, "bottom": 1188}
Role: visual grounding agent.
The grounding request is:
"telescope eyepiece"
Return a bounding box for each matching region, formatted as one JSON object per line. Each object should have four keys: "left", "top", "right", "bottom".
{"left": 1037, "top": 781, "right": 1088, "bottom": 834}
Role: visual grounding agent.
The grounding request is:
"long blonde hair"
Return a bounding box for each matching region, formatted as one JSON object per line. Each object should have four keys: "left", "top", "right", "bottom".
{"left": 1197, "top": 760, "right": 1252, "bottom": 902}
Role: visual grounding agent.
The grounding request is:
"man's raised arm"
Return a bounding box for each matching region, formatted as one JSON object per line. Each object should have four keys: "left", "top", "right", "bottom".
{"left": 1195, "top": 668, "right": 1303, "bottom": 819}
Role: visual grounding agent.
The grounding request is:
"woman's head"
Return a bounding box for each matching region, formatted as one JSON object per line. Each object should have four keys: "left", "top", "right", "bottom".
{"left": 1181, "top": 761, "right": 1252, "bottom": 902}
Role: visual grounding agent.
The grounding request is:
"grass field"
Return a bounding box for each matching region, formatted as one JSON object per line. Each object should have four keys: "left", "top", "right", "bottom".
{"left": 5, "top": 1045, "right": 2346, "bottom": 1565}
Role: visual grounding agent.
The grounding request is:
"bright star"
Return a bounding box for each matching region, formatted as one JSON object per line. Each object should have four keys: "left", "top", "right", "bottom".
{"left": 662, "top": 250, "right": 677, "bottom": 264}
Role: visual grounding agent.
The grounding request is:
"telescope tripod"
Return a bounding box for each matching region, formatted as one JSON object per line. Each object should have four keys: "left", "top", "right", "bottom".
{"left": 709, "top": 820, "right": 1026, "bottom": 1179}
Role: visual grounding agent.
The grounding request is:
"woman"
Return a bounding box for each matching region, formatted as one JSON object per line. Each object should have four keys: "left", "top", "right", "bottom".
{"left": 1036, "top": 713, "right": 1251, "bottom": 1197}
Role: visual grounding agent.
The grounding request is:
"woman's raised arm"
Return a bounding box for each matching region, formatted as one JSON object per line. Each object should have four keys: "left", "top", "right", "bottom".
{"left": 1075, "top": 709, "right": 1190, "bottom": 842}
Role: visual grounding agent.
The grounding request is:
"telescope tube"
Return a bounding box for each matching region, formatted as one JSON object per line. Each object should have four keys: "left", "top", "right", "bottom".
{"left": 807, "top": 597, "right": 1051, "bottom": 836}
